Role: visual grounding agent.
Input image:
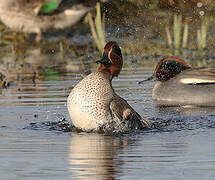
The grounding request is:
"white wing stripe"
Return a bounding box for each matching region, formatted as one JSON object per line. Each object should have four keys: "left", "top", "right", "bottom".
{"left": 180, "top": 78, "right": 215, "bottom": 84}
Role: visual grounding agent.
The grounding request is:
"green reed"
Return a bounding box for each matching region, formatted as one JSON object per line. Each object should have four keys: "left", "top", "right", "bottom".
{"left": 166, "top": 14, "right": 189, "bottom": 55}
{"left": 182, "top": 22, "right": 188, "bottom": 48}
{"left": 197, "top": 20, "right": 207, "bottom": 50}
{"left": 173, "top": 14, "right": 182, "bottom": 50}
{"left": 88, "top": 2, "right": 106, "bottom": 54}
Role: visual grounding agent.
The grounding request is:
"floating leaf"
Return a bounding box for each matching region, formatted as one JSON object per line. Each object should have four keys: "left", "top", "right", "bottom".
{"left": 39, "top": 0, "right": 60, "bottom": 14}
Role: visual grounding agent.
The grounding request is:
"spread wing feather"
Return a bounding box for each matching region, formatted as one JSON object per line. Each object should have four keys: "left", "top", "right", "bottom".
{"left": 109, "top": 95, "right": 150, "bottom": 129}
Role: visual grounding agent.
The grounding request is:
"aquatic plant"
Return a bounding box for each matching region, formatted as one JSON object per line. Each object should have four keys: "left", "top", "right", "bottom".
{"left": 166, "top": 14, "right": 190, "bottom": 55}
{"left": 58, "top": 41, "right": 64, "bottom": 59}
{"left": 182, "top": 21, "right": 188, "bottom": 48}
{"left": 173, "top": 14, "right": 182, "bottom": 50}
{"left": 197, "top": 19, "right": 207, "bottom": 50}
{"left": 88, "top": 2, "right": 106, "bottom": 54}
{"left": 166, "top": 26, "right": 172, "bottom": 48}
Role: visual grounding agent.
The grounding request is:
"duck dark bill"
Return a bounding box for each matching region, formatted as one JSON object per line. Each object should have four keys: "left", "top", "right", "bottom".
{"left": 96, "top": 54, "right": 110, "bottom": 65}
{"left": 138, "top": 75, "right": 154, "bottom": 84}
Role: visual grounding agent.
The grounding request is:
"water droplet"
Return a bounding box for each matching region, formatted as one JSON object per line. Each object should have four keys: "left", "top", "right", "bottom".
{"left": 199, "top": 11, "right": 205, "bottom": 16}
{"left": 197, "top": 2, "right": 203, "bottom": 8}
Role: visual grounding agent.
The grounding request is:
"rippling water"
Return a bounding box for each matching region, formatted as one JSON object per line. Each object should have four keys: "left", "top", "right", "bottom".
{"left": 1, "top": 58, "right": 215, "bottom": 180}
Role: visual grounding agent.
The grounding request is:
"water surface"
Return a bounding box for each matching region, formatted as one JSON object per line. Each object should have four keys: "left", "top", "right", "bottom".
{"left": 1, "top": 58, "right": 215, "bottom": 180}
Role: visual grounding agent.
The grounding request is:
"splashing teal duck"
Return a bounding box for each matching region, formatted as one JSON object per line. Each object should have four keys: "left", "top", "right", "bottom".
{"left": 139, "top": 56, "right": 215, "bottom": 107}
{"left": 0, "top": 0, "right": 99, "bottom": 40}
{"left": 67, "top": 42, "right": 151, "bottom": 133}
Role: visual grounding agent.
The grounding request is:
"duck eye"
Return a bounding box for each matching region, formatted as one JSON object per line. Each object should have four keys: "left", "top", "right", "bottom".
{"left": 112, "top": 45, "right": 122, "bottom": 58}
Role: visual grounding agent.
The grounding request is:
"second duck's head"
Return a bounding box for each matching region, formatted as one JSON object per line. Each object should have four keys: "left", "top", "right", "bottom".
{"left": 96, "top": 42, "right": 123, "bottom": 79}
{"left": 139, "top": 56, "right": 191, "bottom": 84}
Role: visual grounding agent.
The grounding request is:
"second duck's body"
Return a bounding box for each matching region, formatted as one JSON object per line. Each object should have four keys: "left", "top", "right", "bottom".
{"left": 140, "top": 56, "right": 215, "bottom": 107}
{"left": 153, "top": 68, "right": 215, "bottom": 106}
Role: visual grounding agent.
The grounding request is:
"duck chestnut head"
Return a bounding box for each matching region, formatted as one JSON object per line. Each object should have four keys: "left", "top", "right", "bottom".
{"left": 96, "top": 41, "right": 123, "bottom": 79}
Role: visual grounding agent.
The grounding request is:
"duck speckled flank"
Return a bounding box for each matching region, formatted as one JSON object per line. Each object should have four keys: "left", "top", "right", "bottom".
{"left": 67, "top": 42, "right": 151, "bottom": 133}
{"left": 139, "top": 56, "right": 215, "bottom": 107}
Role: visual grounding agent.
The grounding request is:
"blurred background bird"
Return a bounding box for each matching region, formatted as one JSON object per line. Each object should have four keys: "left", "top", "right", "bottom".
{"left": 0, "top": 0, "right": 100, "bottom": 41}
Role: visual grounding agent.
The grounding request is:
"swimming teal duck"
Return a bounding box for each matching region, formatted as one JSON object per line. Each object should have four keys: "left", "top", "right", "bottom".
{"left": 67, "top": 41, "right": 151, "bottom": 133}
{"left": 0, "top": 0, "right": 98, "bottom": 40}
{"left": 139, "top": 56, "right": 215, "bottom": 107}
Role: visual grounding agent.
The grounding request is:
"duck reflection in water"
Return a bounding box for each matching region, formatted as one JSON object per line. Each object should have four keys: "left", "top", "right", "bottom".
{"left": 68, "top": 133, "right": 130, "bottom": 180}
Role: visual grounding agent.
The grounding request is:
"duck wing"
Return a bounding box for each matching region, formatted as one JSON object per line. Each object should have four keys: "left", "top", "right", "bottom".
{"left": 109, "top": 95, "right": 151, "bottom": 129}
{"left": 24, "top": 0, "right": 98, "bottom": 15}
{"left": 58, "top": 0, "right": 98, "bottom": 11}
{"left": 178, "top": 68, "right": 215, "bottom": 85}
